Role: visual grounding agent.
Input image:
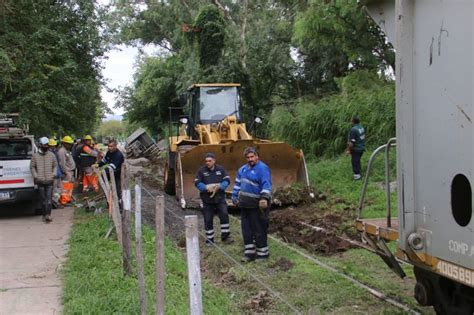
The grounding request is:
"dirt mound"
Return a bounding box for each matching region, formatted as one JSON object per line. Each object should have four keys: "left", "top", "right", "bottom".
{"left": 272, "top": 184, "right": 318, "bottom": 206}
{"left": 244, "top": 290, "right": 273, "bottom": 313}
{"left": 269, "top": 257, "right": 294, "bottom": 272}
{"left": 270, "top": 206, "right": 353, "bottom": 255}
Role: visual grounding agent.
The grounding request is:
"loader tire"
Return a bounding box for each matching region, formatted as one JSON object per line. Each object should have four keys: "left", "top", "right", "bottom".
{"left": 164, "top": 153, "right": 176, "bottom": 195}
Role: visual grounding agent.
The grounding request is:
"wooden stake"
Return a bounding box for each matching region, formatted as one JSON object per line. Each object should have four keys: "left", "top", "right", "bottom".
{"left": 108, "top": 166, "right": 122, "bottom": 246}
{"left": 155, "top": 195, "right": 165, "bottom": 315}
{"left": 121, "top": 164, "right": 133, "bottom": 277}
{"left": 185, "top": 215, "right": 203, "bottom": 315}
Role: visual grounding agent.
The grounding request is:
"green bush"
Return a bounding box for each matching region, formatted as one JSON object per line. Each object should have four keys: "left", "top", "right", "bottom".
{"left": 268, "top": 70, "right": 395, "bottom": 158}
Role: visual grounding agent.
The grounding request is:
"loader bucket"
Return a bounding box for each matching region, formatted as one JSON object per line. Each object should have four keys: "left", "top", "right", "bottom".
{"left": 175, "top": 140, "right": 310, "bottom": 208}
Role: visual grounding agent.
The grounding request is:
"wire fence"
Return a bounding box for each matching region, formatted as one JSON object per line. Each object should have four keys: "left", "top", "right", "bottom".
{"left": 141, "top": 185, "right": 302, "bottom": 314}
{"left": 96, "top": 163, "right": 418, "bottom": 315}
{"left": 96, "top": 163, "right": 301, "bottom": 314}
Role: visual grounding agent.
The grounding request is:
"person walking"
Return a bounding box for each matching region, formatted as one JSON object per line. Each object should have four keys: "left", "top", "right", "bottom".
{"left": 31, "top": 137, "right": 58, "bottom": 223}
{"left": 346, "top": 116, "right": 366, "bottom": 180}
{"left": 98, "top": 140, "right": 124, "bottom": 199}
{"left": 57, "top": 136, "right": 76, "bottom": 205}
{"left": 231, "top": 147, "right": 272, "bottom": 262}
{"left": 194, "top": 153, "right": 232, "bottom": 245}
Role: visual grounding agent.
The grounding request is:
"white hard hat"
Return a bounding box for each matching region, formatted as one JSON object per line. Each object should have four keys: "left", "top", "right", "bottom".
{"left": 39, "top": 137, "right": 49, "bottom": 145}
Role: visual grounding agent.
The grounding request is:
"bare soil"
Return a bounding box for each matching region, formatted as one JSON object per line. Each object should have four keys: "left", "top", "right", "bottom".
{"left": 127, "top": 157, "right": 424, "bottom": 314}
{"left": 270, "top": 205, "right": 355, "bottom": 255}
{"left": 132, "top": 157, "right": 358, "bottom": 256}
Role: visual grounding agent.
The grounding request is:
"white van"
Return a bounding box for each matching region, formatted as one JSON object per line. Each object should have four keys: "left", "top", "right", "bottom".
{"left": 0, "top": 115, "right": 38, "bottom": 209}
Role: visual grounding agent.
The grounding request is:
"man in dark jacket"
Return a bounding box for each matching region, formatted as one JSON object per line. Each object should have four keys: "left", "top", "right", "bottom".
{"left": 98, "top": 140, "right": 124, "bottom": 199}
{"left": 30, "top": 137, "right": 58, "bottom": 223}
{"left": 232, "top": 147, "right": 272, "bottom": 262}
{"left": 194, "top": 153, "right": 231, "bottom": 245}
{"left": 346, "top": 116, "right": 366, "bottom": 180}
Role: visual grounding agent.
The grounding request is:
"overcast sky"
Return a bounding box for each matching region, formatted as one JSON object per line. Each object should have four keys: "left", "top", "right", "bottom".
{"left": 101, "top": 44, "right": 159, "bottom": 118}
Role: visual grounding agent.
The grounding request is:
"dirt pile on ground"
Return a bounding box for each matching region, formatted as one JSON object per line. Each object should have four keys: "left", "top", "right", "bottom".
{"left": 272, "top": 185, "right": 316, "bottom": 206}
{"left": 270, "top": 204, "right": 355, "bottom": 255}
{"left": 269, "top": 257, "right": 294, "bottom": 272}
{"left": 244, "top": 290, "right": 273, "bottom": 313}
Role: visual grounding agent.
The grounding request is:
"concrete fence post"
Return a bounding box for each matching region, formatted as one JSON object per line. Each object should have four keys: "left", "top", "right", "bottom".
{"left": 185, "top": 215, "right": 203, "bottom": 315}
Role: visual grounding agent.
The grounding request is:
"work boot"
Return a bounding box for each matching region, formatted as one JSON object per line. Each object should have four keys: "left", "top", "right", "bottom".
{"left": 45, "top": 215, "right": 52, "bottom": 223}
{"left": 241, "top": 256, "right": 255, "bottom": 263}
{"left": 221, "top": 236, "right": 234, "bottom": 244}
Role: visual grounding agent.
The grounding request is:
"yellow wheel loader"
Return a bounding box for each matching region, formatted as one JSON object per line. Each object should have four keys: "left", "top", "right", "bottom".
{"left": 164, "top": 83, "right": 310, "bottom": 208}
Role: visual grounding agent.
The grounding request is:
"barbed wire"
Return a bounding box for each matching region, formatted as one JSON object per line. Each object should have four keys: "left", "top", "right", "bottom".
{"left": 141, "top": 185, "right": 302, "bottom": 314}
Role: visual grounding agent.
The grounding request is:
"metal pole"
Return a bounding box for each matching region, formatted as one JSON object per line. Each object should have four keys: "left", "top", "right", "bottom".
{"left": 384, "top": 138, "right": 397, "bottom": 227}
{"left": 135, "top": 177, "right": 148, "bottom": 315}
{"left": 358, "top": 144, "right": 387, "bottom": 218}
{"left": 155, "top": 195, "right": 165, "bottom": 315}
{"left": 185, "top": 215, "right": 203, "bottom": 315}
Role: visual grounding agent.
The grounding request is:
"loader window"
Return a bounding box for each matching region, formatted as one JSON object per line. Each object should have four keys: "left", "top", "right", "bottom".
{"left": 0, "top": 139, "right": 32, "bottom": 160}
{"left": 198, "top": 87, "right": 240, "bottom": 123}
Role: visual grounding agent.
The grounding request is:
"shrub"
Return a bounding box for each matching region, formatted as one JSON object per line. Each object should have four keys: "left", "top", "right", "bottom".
{"left": 268, "top": 70, "right": 395, "bottom": 158}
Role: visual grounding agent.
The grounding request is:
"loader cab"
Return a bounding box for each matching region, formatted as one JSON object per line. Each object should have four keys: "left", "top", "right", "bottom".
{"left": 185, "top": 84, "right": 242, "bottom": 127}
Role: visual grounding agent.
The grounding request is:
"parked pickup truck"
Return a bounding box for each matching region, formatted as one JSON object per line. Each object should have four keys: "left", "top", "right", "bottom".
{"left": 0, "top": 114, "right": 39, "bottom": 210}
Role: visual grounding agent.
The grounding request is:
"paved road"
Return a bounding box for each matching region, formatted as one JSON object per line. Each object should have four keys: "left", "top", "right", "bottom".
{"left": 0, "top": 207, "right": 74, "bottom": 314}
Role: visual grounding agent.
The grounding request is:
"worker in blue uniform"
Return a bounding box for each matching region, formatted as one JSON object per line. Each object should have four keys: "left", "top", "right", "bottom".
{"left": 194, "top": 153, "right": 232, "bottom": 245}
{"left": 98, "top": 140, "right": 124, "bottom": 199}
{"left": 232, "top": 147, "right": 272, "bottom": 262}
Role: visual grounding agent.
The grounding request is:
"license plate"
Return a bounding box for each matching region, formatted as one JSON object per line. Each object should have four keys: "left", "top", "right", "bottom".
{"left": 0, "top": 192, "right": 10, "bottom": 200}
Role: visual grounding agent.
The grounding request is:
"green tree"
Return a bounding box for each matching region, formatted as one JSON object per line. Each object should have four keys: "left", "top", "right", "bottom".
{"left": 114, "top": 1, "right": 298, "bottom": 122}
{"left": 117, "top": 56, "right": 182, "bottom": 133}
{"left": 0, "top": 0, "right": 107, "bottom": 136}
{"left": 114, "top": 0, "right": 394, "bottom": 146}
{"left": 193, "top": 5, "right": 226, "bottom": 69}
{"left": 293, "top": 0, "right": 394, "bottom": 95}
{"left": 96, "top": 120, "right": 125, "bottom": 142}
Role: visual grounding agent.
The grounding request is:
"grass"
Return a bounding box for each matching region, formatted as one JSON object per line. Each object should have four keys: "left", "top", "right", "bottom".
{"left": 62, "top": 209, "right": 236, "bottom": 314}
{"left": 286, "top": 152, "right": 435, "bottom": 313}
{"left": 198, "top": 215, "right": 418, "bottom": 314}
{"left": 61, "top": 149, "right": 431, "bottom": 314}
{"left": 308, "top": 150, "right": 397, "bottom": 219}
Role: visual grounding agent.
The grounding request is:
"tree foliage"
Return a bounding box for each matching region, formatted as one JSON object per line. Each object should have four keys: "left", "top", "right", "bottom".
{"left": 193, "top": 5, "right": 226, "bottom": 69}
{"left": 268, "top": 70, "right": 395, "bottom": 157}
{"left": 117, "top": 56, "right": 182, "bottom": 133}
{"left": 0, "top": 0, "right": 107, "bottom": 136}
{"left": 114, "top": 1, "right": 395, "bottom": 155}
{"left": 96, "top": 120, "right": 125, "bottom": 142}
{"left": 293, "top": 0, "right": 395, "bottom": 94}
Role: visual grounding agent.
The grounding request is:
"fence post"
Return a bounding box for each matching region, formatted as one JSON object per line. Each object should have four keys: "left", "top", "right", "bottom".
{"left": 135, "top": 177, "right": 148, "bottom": 315}
{"left": 108, "top": 166, "right": 123, "bottom": 246}
{"left": 96, "top": 168, "right": 114, "bottom": 239}
{"left": 185, "top": 215, "right": 203, "bottom": 315}
{"left": 155, "top": 195, "right": 165, "bottom": 315}
{"left": 121, "top": 164, "right": 133, "bottom": 277}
